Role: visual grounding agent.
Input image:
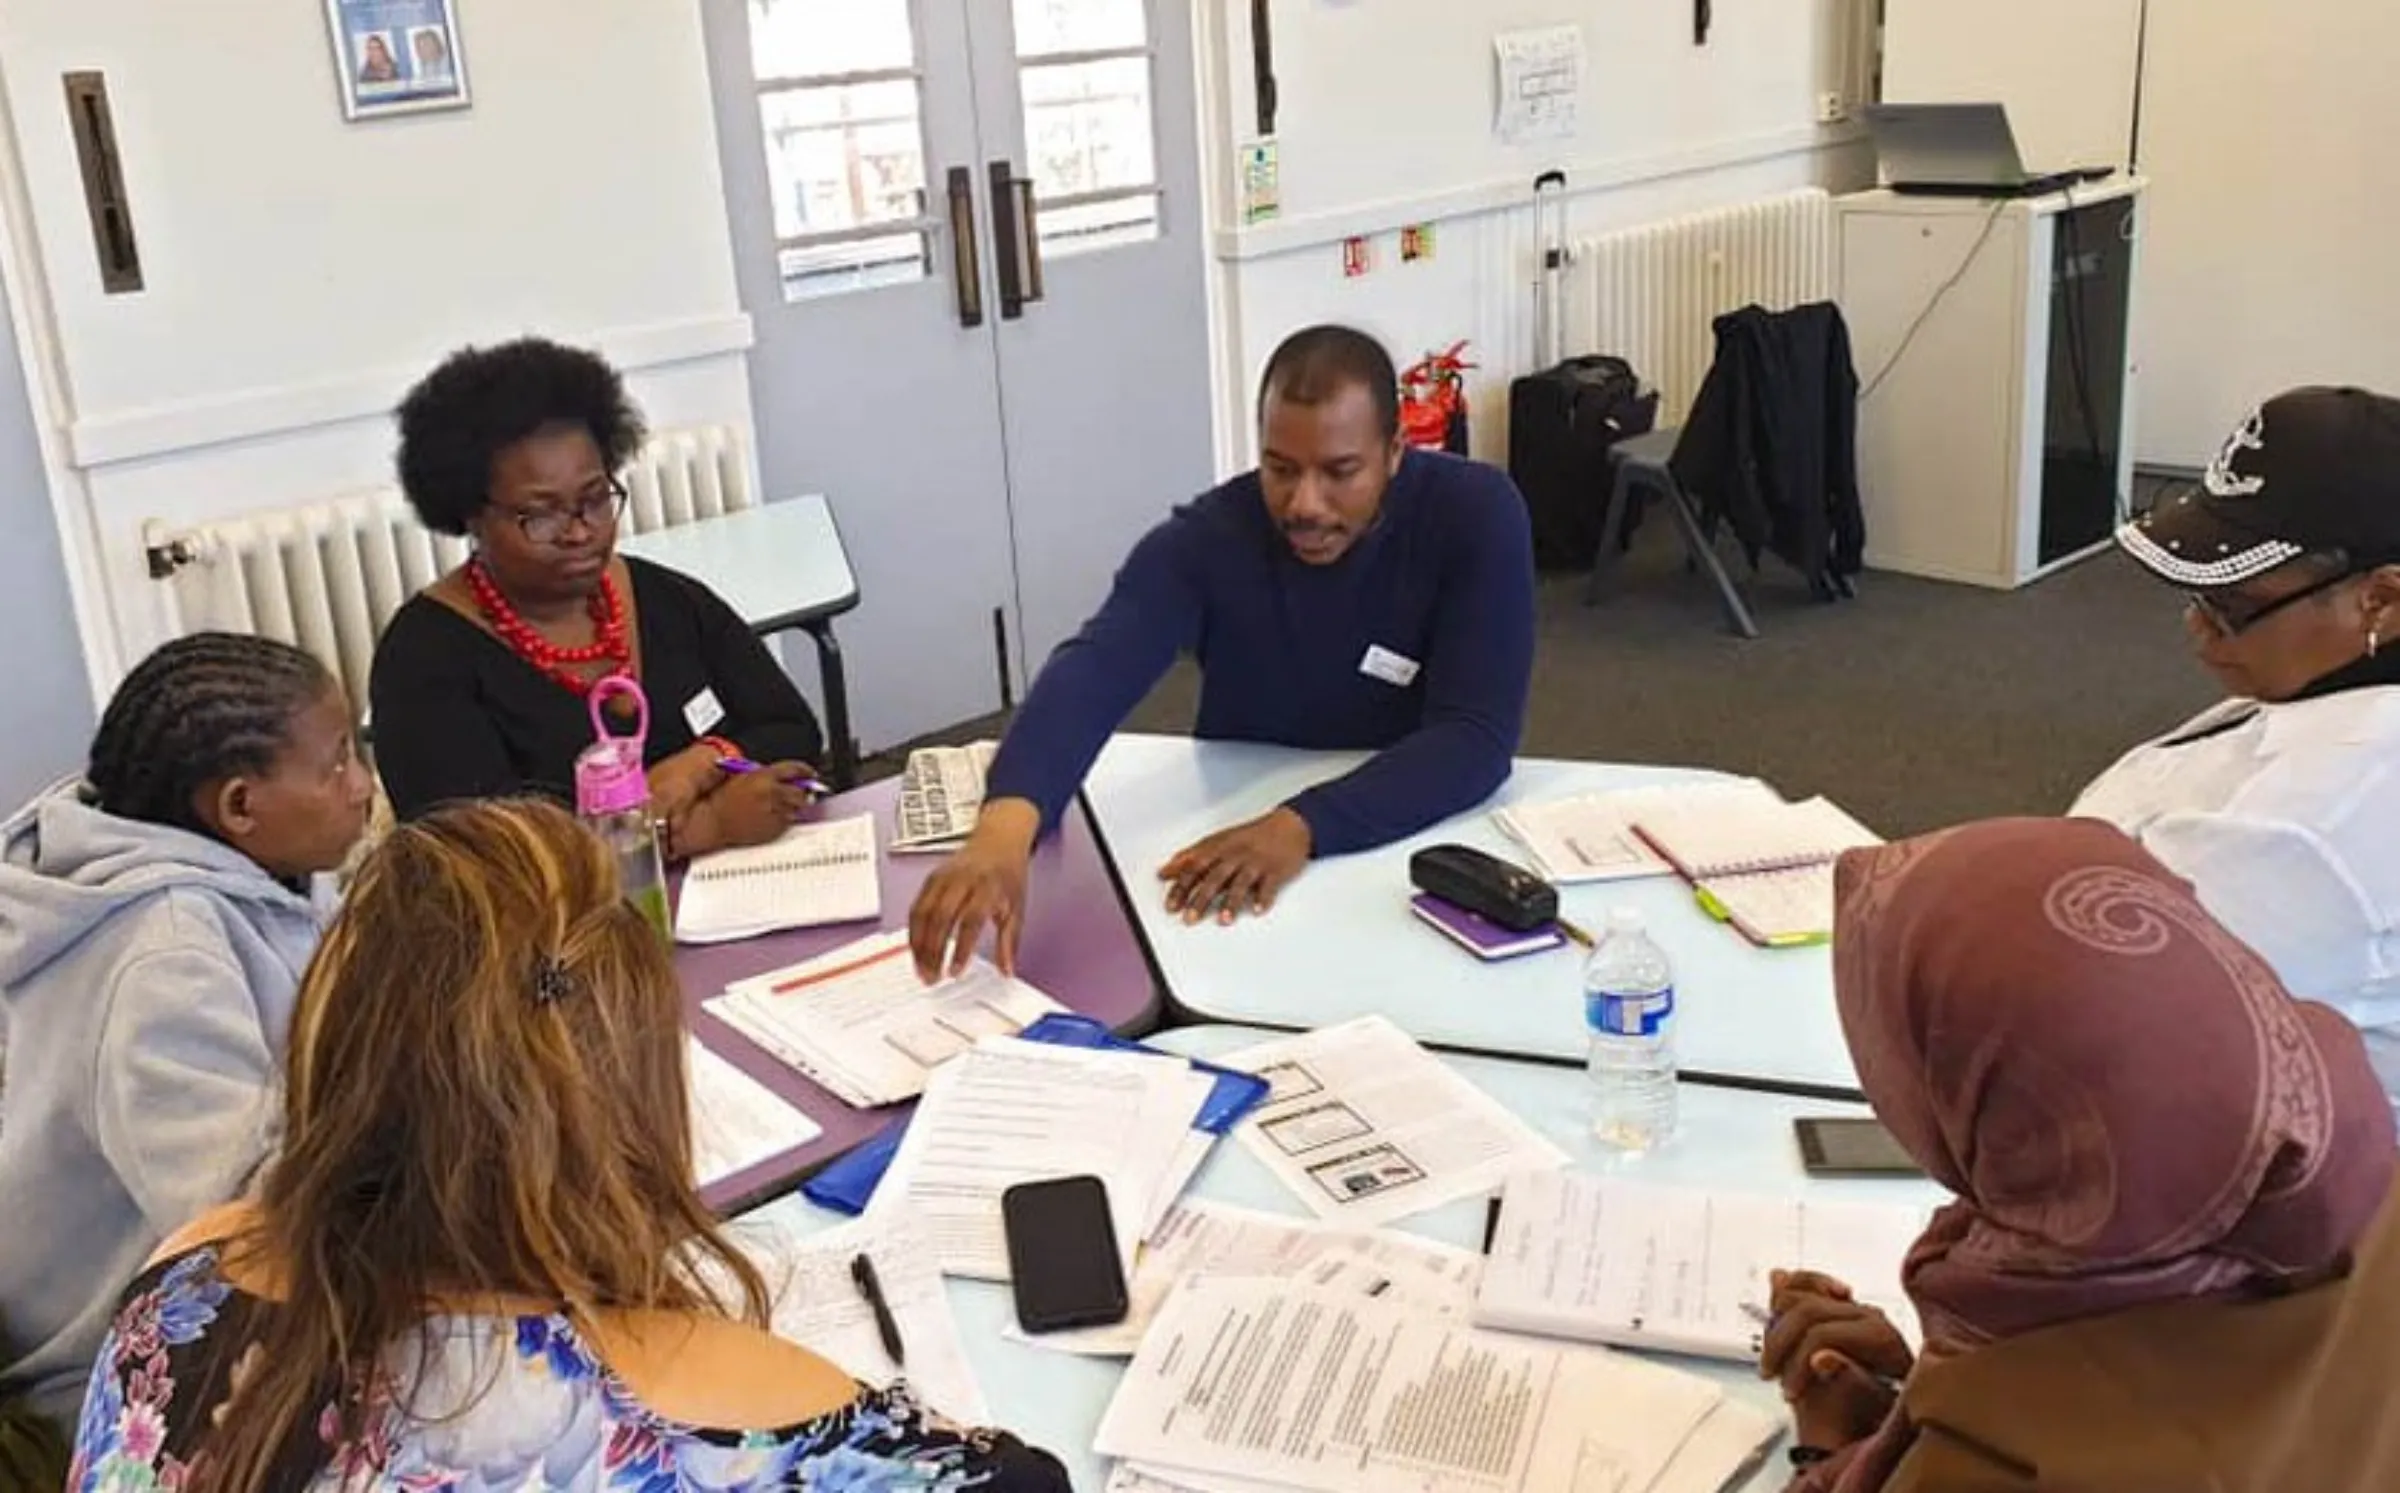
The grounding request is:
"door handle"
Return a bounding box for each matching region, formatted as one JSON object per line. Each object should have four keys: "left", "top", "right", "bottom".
{"left": 988, "top": 159, "right": 1045, "bottom": 320}
{"left": 946, "top": 166, "right": 984, "bottom": 329}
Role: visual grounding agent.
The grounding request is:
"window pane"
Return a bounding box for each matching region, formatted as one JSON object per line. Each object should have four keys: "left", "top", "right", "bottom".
{"left": 759, "top": 82, "right": 928, "bottom": 241}
{"left": 1021, "top": 58, "right": 1156, "bottom": 202}
{"left": 1013, "top": 0, "right": 1146, "bottom": 56}
{"left": 1038, "top": 192, "right": 1160, "bottom": 256}
{"left": 750, "top": 0, "right": 914, "bottom": 79}
{"left": 779, "top": 234, "right": 928, "bottom": 302}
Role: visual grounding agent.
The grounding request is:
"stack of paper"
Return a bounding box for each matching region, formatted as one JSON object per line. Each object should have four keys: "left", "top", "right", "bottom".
{"left": 1493, "top": 778, "right": 1778, "bottom": 884}
{"left": 874, "top": 1037, "right": 1219, "bottom": 1280}
{"left": 721, "top": 1204, "right": 989, "bottom": 1424}
{"left": 686, "top": 1038, "right": 823, "bottom": 1190}
{"left": 1015, "top": 1198, "right": 1483, "bottom": 1357}
{"left": 1096, "top": 1277, "right": 1782, "bottom": 1493}
{"left": 674, "top": 814, "right": 881, "bottom": 944}
{"left": 704, "top": 931, "right": 1062, "bottom": 1107}
{"left": 1222, "top": 1016, "right": 1570, "bottom": 1227}
{"left": 1475, "top": 1170, "right": 1931, "bottom": 1360}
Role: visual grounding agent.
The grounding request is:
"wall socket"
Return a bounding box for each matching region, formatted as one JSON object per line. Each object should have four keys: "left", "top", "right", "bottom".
{"left": 1817, "top": 92, "right": 1850, "bottom": 125}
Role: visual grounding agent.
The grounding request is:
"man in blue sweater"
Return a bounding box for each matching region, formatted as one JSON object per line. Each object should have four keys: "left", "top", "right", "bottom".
{"left": 908, "top": 325, "right": 1537, "bottom": 980}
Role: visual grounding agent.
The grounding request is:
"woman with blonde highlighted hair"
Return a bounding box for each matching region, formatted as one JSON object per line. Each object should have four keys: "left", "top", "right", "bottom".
{"left": 63, "top": 798, "right": 1066, "bottom": 1491}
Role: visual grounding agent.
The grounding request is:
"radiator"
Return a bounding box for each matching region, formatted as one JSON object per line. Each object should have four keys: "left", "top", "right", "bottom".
{"left": 1564, "top": 188, "right": 1838, "bottom": 426}
{"left": 141, "top": 423, "right": 755, "bottom": 708}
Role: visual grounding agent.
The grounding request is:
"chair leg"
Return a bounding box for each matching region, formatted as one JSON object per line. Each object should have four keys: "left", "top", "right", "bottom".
{"left": 802, "top": 618, "right": 860, "bottom": 788}
{"left": 1584, "top": 465, "right": 1639, "bottom": 607}
{"left": 1661, "top": 484, "right": 1762, "bottom": 639}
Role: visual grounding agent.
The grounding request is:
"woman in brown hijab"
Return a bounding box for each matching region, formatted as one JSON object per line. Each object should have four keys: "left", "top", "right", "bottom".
{"left": 1763, "top": 818, "right": 2400, "bottom": 1493}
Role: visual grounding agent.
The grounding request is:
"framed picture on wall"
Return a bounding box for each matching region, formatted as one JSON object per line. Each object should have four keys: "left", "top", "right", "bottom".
{"left": 325, "top": 0, "right": 470, "bottom": 121}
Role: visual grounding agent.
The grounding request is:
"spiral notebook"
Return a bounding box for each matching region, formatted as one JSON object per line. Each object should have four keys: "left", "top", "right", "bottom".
{"left": 1630, "top": 795, "right": 1881, "bottom": 947}
{"left": 673, "top": 814, "right": 881, "bottom": 945}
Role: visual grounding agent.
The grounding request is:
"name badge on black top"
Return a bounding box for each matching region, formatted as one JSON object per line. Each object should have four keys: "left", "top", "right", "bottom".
{"left": 1359, "top": 645, "right": 1421, "bottom": 688}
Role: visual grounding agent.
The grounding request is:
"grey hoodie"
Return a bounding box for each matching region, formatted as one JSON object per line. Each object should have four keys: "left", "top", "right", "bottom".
{"left": 0, "top": 780, "right": 325, "bottom": 1431}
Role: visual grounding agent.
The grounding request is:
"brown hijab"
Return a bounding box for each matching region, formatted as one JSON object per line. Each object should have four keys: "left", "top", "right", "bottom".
{"left": 1808, "top": 818, "right": 2395, "bottom": 1492}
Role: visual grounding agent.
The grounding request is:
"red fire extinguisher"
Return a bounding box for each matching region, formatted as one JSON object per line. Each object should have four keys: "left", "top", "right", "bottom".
{"left": 1399, "top": 342, "right": 1476, "bottom": 455}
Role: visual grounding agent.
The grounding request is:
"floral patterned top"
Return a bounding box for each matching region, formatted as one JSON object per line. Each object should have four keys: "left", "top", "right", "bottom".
{"left": 67, "top": 1248, "right": 1069, "bottom": 1492}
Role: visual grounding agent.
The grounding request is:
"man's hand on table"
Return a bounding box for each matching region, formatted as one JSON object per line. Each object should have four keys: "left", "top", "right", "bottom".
{"left": 909, "top": 798, "right": 1040, "bottom": 982}
{"left": 1158, "top": 807, "right": 1313, "bottom": 925}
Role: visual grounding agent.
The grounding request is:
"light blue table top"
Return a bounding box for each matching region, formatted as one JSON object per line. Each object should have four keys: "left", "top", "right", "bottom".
{"left": 742, "top": 1024, "right": 1947, "bottom": 1493}
{"left": 1081, "top": 733, "right": 1861, "bottom": 1095}
{"left": 618, "top": 494, "right": 858, "bottom": 633}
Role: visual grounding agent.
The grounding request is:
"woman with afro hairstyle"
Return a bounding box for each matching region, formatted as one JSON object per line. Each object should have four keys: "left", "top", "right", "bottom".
{"left": 369, "top": 337, "right": 826, "bottom": 857}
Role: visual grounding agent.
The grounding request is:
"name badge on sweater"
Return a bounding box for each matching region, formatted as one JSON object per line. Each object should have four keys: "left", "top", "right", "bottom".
{"left": 683, "top": 687, "right": 727, "bottom": 736}
{"left": 1359, "top": 645, "right": 1422, "bottom": 688}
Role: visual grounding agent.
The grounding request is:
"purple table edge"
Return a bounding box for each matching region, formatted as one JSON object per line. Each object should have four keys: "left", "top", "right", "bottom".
{"left": 680, "top": 775, "right": 1160, "bottom": 1214}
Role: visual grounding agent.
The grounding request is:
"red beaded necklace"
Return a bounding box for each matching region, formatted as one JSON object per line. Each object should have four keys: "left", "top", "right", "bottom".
{"left": 464, "top": 558, "right": 631, "bottom": 696}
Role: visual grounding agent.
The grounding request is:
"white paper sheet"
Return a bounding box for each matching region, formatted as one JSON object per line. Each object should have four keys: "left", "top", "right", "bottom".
{"left": 1096, "top": 1278, "right": 1724, "bottom": 1493}
{"left": 703, "top": 931, "right": 1062, "bottom": 1107}
{"left": 674, "top": 814, "right": 881, "bottom": 944}
{"left": 688, "top": 1039, "right": 824, "bottom": 1189}
{"left": 1225, "top": 1016, "right": 1569, "bottom": 1228}
{"left": 1012, "top": 1199, "right": 1483, "bottom": 1357}
{"left": 1475, "top": 1170, "right": 1932, "bottom": 1361}
{"left": 1493, "top": 779, "right": 1777, "bottom": 884}
{"left": 719, "top": 1205, "right": 989, "bottom": 1424}
{"left": 1494, "top": 25, "right": 1584, "bottom": 145}
{"left": 873, "top": 1039, "right": 1217, "bottom": 1280}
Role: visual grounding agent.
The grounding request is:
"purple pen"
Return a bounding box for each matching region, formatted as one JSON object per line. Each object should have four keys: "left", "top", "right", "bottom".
{"left": 715, "top": 755, "right": 831, "bottom": 797}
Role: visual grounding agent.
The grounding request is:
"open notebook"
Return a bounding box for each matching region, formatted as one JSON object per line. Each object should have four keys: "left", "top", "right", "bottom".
{"left": 673, "top": 814, "right": 881, "bottom": 944}
{"left": 1493, "top": 778, "right": 1780, "bottom": 884}
{"left": 1475, "top": 1170, "right": 1930, "bottom": 1363}
{"left": 1631, "top": 793, "right": 1882, "bottom": 946}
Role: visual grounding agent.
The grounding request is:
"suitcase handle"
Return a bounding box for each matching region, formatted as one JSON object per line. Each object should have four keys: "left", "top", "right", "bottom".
{"left": 1534, "top": 172, "right": 1569, "bottom": 368}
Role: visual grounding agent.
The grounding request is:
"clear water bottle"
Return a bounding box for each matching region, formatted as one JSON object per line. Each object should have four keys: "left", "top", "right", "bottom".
{"left": 574, "top": 675, "right": 671, "bottom": 944}
{"left": 1584, "top": 908, "right": 1677, "bottom": 1151}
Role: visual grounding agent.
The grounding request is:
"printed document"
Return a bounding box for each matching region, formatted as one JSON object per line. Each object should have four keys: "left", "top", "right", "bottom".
{"left": 1095, "top": 1277, "right": 1724, "bottom": 1493}
{"left": 874, "top": 1038, "right": 1216, "bottom": 1280}
{"left": 719, "top": 1205, "right": 988, "bottom": 1424}
{"left": 1226, "top": 1017, "right": 1569, "bottom": 1227}
{"left": 1475, "top": 1171, "right": 1932, "bottom": 1360}
{"left": 688, "top": 1039, "right": 823, "bottom": 1189}
{"left": 704, "top": 931, "right": 1061, "bottom": 1107}
{"left": 1013, "top": 1199, "right": 1482, "bottom": 1357}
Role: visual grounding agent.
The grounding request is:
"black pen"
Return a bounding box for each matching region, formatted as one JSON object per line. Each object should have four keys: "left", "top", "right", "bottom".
{"left": 850, "top": 1252, "right": 906, "bottom": 1368}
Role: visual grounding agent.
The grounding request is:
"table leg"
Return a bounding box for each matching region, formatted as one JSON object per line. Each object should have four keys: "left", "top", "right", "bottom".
{"left": 801, "top": 618, "right": 859, "bottom": 788}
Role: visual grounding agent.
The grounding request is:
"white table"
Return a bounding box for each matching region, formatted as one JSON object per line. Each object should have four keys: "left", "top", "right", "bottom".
{"left": 620, "top": 495, "right": 863, "bottom": 784}
{"left": 1080, "top": 733, "right": 1861, "bottom": 1095}
{"left": 743, "top": 1026, "right": 1945, "bottom": 1493}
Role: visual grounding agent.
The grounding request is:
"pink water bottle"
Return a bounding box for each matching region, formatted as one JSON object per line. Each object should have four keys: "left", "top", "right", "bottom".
{"left": 575, "top": 675, "right": 671, "bottom": 941}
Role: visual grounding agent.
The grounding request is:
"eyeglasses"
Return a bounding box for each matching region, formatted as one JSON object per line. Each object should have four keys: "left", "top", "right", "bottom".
{"left": 2185, "top": 558, "right": 2354, "bottom": 637}
{"left": 507, "top": 480, "right": 628, "bottom": 547}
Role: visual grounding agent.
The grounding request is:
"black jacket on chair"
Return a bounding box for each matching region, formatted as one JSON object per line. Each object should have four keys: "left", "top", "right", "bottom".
{"left": 1670, "top": 302, "right": 1865, "bottom": 597}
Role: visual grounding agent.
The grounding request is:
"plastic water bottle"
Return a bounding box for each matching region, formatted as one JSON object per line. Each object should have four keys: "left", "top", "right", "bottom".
{"left": 1584, "top": 908, "right": 1677, "bottom": 1151}
{"left": 574, "top": 675, "right": 671, "bottom": 944}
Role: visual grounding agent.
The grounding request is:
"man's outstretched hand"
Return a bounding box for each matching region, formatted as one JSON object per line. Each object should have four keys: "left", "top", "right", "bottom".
{"left": 1158, "top": 807, "right": 1313, "bottom": 926}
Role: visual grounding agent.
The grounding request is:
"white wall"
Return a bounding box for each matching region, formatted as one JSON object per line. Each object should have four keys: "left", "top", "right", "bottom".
{"left": 1883, "top": 0, "right": 2144, "bottom": 174}
{"left": 0, "top": 0, "right": 755, "bottom": 683}
{"left": 1199, "top": 0, "right": 1876, "bottom": 470}
{"left": 0, "top": 254, "right": 89, "bottom": 805}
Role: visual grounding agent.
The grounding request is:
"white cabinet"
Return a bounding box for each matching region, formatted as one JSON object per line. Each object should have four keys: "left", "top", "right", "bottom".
{"left": 1838, "top": 179, "right": 2146, "bottom": 589}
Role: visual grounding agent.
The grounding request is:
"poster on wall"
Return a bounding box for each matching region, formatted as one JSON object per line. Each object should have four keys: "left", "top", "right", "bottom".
{"left": 324, "top": 0, "right": 469, "bottom": 121}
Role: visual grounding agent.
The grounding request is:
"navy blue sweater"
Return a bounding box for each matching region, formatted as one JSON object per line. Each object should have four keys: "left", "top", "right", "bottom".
{"left": 984, "top": 450, "right": 1536, "bottom": 856}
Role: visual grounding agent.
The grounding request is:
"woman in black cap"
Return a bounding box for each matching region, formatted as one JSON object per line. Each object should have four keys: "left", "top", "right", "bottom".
{"left": 2075, "top": 385, "right": 2400, "bottom": 1105}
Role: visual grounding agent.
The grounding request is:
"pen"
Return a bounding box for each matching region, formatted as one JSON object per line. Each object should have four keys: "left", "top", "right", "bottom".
{"left": 1556, "top": 916, "right": 1595, "bottom": 950}
{"left": 851, "top": 1252, "right": 907, "bottom": 1368}
{"left": 1739, "top": 1300, "right": 1774, "bottom": 1327}
{"left": 717, "top": 755, "right": 833, "bottom": 797}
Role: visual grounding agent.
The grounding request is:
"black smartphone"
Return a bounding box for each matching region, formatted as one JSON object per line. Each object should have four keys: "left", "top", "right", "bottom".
{"left": 1001, "top": 1175, "right": 1131, "bottom": 1334}
{"left": 1794, "top": 1117, "right": 1925, "bottom": 1177}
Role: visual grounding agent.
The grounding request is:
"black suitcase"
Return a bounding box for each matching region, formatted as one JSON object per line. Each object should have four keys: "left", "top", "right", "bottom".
{"left": 1507, "top": 174, "right": 1660, "bottom": 571}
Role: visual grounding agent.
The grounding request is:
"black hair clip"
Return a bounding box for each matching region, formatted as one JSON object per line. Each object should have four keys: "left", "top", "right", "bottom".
{"left": 533, "top": 956, "right": 577, "bottom": 1007}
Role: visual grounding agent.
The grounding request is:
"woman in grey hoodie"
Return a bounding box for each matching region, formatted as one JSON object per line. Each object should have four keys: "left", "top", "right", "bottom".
{"left": 0, "top": 634, "right": 372, "bottom": 1436}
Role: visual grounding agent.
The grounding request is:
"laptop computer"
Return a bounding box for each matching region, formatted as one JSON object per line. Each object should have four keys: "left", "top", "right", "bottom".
{"left": 1864, "top": 103, "right": 2101, "bottom": 198}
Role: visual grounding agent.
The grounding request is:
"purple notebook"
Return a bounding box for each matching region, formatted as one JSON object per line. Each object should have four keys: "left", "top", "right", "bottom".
{"left": 1409, "top": 893, "right": 1567, "bottom": 961}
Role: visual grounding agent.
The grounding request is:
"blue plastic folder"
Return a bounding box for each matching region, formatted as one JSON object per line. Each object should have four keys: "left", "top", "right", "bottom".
{"left": 798, "top": 1013, "right": 1272, "bottom": 1216}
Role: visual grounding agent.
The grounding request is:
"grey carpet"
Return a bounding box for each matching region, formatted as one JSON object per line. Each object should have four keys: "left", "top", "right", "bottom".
{"left": 865, "top": 491, "right": 2219, "bottom": 839}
